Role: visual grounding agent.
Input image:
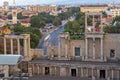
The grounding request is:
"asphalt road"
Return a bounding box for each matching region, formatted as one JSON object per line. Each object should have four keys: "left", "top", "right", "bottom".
{"left": 37, "top": 21, "right": 68, "bottom": 55}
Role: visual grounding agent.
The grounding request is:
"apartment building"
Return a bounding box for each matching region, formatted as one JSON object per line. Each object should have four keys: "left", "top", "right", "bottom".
{"left": 80, "top": 5, "right": 108, "bottom": 12}
{"left": 25, "top": 5, "right": 57, "bottom": 13}
{"left": 111, "top": 7, "right": 120, "bottom": 17}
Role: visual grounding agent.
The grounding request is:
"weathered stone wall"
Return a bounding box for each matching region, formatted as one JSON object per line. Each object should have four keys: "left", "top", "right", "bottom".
{"left": 103, "top": 34, "right": 120, "bottom": 59}
{"left": 31, "top": 49, "right": 43, "bottom": 59}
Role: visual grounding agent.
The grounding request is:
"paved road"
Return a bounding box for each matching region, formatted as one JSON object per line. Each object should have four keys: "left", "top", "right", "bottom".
{"left": 37, "top": 21, "right": 68, "bottom": 55}
{"left": 48, "top": 22, "right": 66, "bottom": 47}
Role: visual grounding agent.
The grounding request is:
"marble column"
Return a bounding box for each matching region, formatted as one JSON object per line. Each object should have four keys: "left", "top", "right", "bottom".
{"left": 97, "top": 69, "right": 99, "bottom": 78}
{"left": 85, "top": 38, "right": 88, "bottom": 59}
{"left": 93, "top": 15, "right": 95, "bottom": 32}
{"left": 106, "top": 69, "right": 108, "bottom": 79}
{"left": 10, "top": 39, "right": 13, "bottom": 54}
{"left": 55, "top": 67, "right": 56, "bottom": 76}
{"left": 4, "top": 65, "right": 9, "bottom": 80}
{"left": 24, "top": 39, "right": 27, "bottom": 59}
{"left": 17, "top": 39, "right": 20, "bottom": 54}
{"left": 4, "top": 38, "right": 6, "bottom": 54}
{"left": 32, "top": 64, "right": 34, "bottom": 75}
{"left": 81, "top": 67, "right": 83, "bottom": 77}
{"left": 117, "top": 70, "right": 119, "bottom": 80}
{"left": 37, "top": 65, "right": 39, "bottom": 75}
{"left": 65, "top": 44, "right": 67, "bottom": 58}
{"left": 27, "top": 36, "right": 31, "bottom": 60}
{"left": 100, "top": 38, "right": 103, "bottom": 60}
{"left": 86, "top": 68, "right": 88, "bottom": 77}
{"left": 112, "top": 70, "right": 114, "bottom": 80}
{"left": 92, "top": 67, "right": 94, "bottom": 79}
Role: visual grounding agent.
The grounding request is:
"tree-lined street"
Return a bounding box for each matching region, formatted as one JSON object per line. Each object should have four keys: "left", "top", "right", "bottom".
{"left": 37, "top": 20, "right": 68, "bottom": 55}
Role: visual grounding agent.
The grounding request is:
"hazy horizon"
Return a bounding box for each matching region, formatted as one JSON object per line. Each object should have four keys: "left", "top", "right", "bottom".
{"left": 0, "top": 0, "right": 119, "bottom": 6}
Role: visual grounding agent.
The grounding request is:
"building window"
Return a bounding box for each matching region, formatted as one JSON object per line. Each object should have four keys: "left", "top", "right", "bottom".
{"left": 71, "top": 69, "right": 76, "bottom": 77}
{"left": 100, "top": 70, "right": 106, "bottom": 79}
{"left": 45, "top": 67, "right": 50, "bottom": 75}
{"left": 110, "top": 49, "right": 115, "bottom": 58}
{"left": 75, "top": 47, "right": 80, "bottom": 56}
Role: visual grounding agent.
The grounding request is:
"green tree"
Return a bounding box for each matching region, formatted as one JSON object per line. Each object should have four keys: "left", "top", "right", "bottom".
{"left": 17, "top": 12, "right": 28, "bottom": 19}
{"left": 14, "top": 25, "right": 41, "bottom": 48}
{"left": 31, "top": 16, "right": 45, "bottom": 28}
{"left": 7, "top": 14, "right": 12, "bottom": 19}
{"left": 53, "top": 17, "right": 61, "bottom": 26}
{"left": 103, "top": 24, "right": 120, "bottom": 33}
{"left": 64, "top": 12, "right": 85, "bottom": 40}
{"left": 102, "top": 12, "right": 107, "bottom": 18}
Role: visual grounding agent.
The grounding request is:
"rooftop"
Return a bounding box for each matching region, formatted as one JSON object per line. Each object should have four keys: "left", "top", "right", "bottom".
{"left": 81, "top": 4, "right": 108, "bottom": 7}
{"left": 0, "top": 55, "right": 23, "bottom": 65}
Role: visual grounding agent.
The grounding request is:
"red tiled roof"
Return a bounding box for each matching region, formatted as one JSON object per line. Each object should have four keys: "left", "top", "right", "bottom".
{"left": 1, "top": 17, "right": 8, "bottom": 20}
{"left": 21, "top": 18, "right": 31, "bottom": 23}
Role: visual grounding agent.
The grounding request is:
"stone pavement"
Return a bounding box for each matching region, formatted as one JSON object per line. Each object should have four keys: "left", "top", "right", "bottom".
{"left": 30, "top": 75, "right": 92, "bottom": 80}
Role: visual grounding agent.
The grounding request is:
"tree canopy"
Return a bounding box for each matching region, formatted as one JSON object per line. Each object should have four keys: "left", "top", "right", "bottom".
{"left": 14, "top": 25, "right": 42, "bottom": 48}
{"left": 103, "top": 23, "right": 120, "bottom": 33}
{"left": 64, "top": 12, "right": 85, "bottom": 40}
{"left": 30, "top": 12, "right": 61, "bottom": 28}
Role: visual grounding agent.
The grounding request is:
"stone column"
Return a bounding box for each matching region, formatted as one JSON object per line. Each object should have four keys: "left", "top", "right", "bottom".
{"left": 27, "top": 35, "right": 31, "bottom": 60}
{"left": 4, "top": 65, "right": 9, "bottom": 80}
{"left": 43, "top": 66, "right": 45, "bottom": 75}
{"left": 97, "top": 69, "right": 99, "bottom": 78}
{"left": 24, "top": 39, "right": 27, "bottom": 60}
{"left": 65, "top": 44, "right": 67, "bottom": 58}
{"left": 112, "top": 69, "right": 114, "bottom": 80}
{"left": 4, "top": 38, "right": 6, "bottom": 54}
{"left": 106, "top": 69, "right": 108, "bottom": 79}
{"left": 93, "top": 15, "right": 95, "bottom": 32}
{"left": 93, "top": 38, "right": 95, "bottom": 59}
{"left": 37, "top": 65, "right": 39, "bottom": 75}
{"left": 117, "top": 70, "right": 119, "bottom": 80}
{"left": 86, "top": 68, "right": 88, "bottom": 77}
{"left": 85, "top": 38, "right": 88, "bottom": 60}
{"left": 100, "top": 38, "right": 103, "bottom": 60}
{"left": 17, "top": 39, "right": 20, "bottom": 54}
{"left": 92, "top": 67, "right": 94, "bottom": 79}
{"left": 55, "top": 67, "right": 56, "bottom": 76}
{"left": 28, "top": 67, "right": 32, "bottom": 77}
{"left": 10, "top": 39, "right": 13, "bottom": 54}
{"left": 81, "top": 67, "right": 83, "bottom": 77}
{"left": 32, "top": 64, "right": 34, "bottom": 75}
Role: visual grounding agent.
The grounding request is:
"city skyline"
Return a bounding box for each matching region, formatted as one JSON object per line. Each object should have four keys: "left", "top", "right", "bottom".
{"left": 0, "top": 0, "right": 120, "bottom": 6}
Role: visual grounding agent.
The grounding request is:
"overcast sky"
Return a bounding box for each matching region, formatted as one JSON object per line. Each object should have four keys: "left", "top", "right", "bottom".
{"left": 0, "top": 0, "right": 119, "bottom": 6}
